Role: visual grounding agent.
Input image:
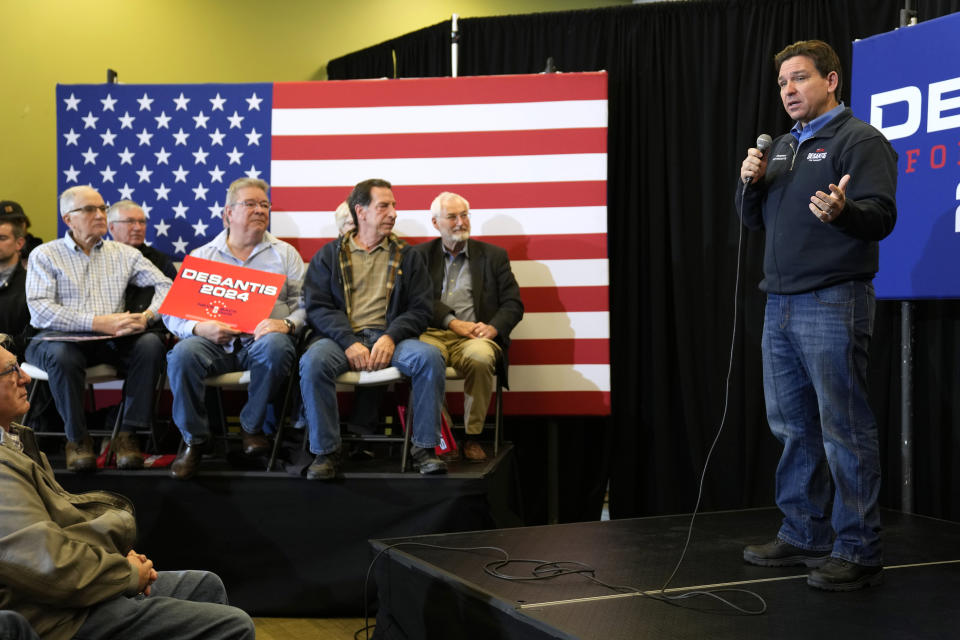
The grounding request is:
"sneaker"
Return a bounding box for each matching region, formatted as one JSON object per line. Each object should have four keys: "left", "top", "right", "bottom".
{"left": 65, "top": 435, "right": 96, "bottom": 472}
{"left": 807, "top": 558, "right": 883, "bottom": 591}
{"left": 112, "top": 432, "right": 144, "bottom": 470}
{"left": 410, "top": 445, "right": 447, "bottom": 475}
{"left": 306, "top": 450, "right": 341, "bottom": 480}
{"left": 743, "top": 538, "right": 830, "bottom": 567}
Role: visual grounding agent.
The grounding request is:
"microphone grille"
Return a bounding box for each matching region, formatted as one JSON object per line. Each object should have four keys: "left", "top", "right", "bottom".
{"left": 756, "top": 134, "right": 773, "bottom": 152}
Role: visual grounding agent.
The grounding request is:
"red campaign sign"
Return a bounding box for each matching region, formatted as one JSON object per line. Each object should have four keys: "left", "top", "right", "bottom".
{"left": 159, "top": 255, "right": 286, "bottom": 333}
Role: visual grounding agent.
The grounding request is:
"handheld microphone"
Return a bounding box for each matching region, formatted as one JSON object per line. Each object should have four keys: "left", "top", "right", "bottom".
{"left": 743, "top": 134, "right": 773, "bottom": 184}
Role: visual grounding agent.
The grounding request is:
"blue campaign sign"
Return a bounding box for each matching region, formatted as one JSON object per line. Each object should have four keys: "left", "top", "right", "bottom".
{"left": 851, "top": 12, "right": 960, "bottom": 299}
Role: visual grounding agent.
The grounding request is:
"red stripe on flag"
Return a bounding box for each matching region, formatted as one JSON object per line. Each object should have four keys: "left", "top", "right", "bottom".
{"left": 442, "top": 391, "right": 610, "bottom": 415}
{"left": 509, "top": 339, "right": 610, "bottom": 364}
{"left": 273, "top": 73, "right": 608, "bottom": 108}
{"left": 502, "top": 391, "right": 610, "bottom": 415}
{"left": 519, "top": 286, "right": 609, "bottom": 312}
{"left": 271, "top": 182, "right": 607, "bottom": 212}
{"left": 279, "top": 236, "right": 607, "bottom": 263}
{"left": 272, "top": 129, "right": 606, "bottom": 160}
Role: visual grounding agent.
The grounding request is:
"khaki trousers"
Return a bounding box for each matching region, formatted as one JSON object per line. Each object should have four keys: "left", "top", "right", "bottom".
{"left": 420, "top": 328, "right": 501, "bottom": 435}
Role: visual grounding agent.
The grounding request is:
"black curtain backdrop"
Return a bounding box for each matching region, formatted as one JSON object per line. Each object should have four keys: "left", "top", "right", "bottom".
{"left": 328, "top": 0, "right": 960, "bottom": 522}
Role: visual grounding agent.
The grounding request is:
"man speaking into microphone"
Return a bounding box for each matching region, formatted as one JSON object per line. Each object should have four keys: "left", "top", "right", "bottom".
{"left": 735, "top": 40, "right": 897, "bottom": 591}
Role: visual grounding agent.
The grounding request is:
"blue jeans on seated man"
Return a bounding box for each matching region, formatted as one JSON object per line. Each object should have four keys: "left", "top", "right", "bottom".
{"left": 166, "top": 333, "right": 295, "bottom": 444}
{"left": 25, "top": 332, "right": 165, "bottom": 443}
{"left": 299, "top": 328, "right": 444, "bottom": 455}
{"left": 762, "top": 280, "right": 882, "bottom": 567}
{"left": 74, "top": 570, "right": 254, "bottom": 640}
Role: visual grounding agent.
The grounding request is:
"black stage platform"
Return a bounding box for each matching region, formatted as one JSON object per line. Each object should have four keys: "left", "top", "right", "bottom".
{"left": 55, "top": 443, "right": 520, "bottom": 617}
{"left": 370, "top": 508, "right": 960, "bottom": 639}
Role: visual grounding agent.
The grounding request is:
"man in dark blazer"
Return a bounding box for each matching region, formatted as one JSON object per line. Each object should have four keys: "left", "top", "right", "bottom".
{"left": 413, "top": 192, "right": 524, "bottom": 461}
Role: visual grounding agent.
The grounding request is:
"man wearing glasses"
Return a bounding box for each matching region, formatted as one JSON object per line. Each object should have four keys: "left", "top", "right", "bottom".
{"left": 0, "top": 336, "right": 256, "bottom": 640}
{"left": 412, "top": 192, "right": 524, "bottom": 462}
{"left": 25, "top": 186, "right": 171, "bottom": 472}
{"left": 163, "top": 178, "right": 304, "bottom": 480}
{"left": 107, "top": 200, "right": 179, "bottom": 316}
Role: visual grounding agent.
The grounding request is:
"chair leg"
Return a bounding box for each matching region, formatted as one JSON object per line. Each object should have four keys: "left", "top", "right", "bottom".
{"left": 267, "top": 370, "right": 298, "bottom": 472}
{"left": 494, "top": 377, "right": 503, "bottom": 457}
{"left": 107, "top": 380, "right": 129, "bottom": 466}
{"left": 400, "top": 388, "right": 413, "bottom": 472}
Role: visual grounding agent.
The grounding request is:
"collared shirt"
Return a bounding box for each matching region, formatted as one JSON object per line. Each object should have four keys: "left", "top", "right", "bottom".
{"left": 440, "top": 244, "right": 475, "bottom": 326}
{"left": 347, "top": 235, "right": 390, "bottom": 331}
{"left": 163, "top": 230, "right": 305, "bottom": 347}
{"left": 0, "top": 263, "right": 16, "bottom": 288}
{"left": 26, "top": 232, "right": 172, "bottom": 332}
{"left": 791, "top": 102, "right": 845, "bottom": 144}
{"left": 0, "top": 425, "right": 23, "bottom": 452}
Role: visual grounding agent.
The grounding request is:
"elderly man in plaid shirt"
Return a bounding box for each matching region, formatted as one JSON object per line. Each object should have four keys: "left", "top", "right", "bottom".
{"left": 25, "top": 186, "right": 171, "bottom": 472}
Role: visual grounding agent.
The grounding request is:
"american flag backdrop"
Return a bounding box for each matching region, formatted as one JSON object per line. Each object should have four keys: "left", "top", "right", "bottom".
{"left": 56, "top": 73, "right": 609, "bottom": 415}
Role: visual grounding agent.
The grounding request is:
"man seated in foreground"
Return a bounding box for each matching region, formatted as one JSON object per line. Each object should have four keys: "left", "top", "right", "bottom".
{"left": 0, "top": 336, "right": 255, "bottom": 640}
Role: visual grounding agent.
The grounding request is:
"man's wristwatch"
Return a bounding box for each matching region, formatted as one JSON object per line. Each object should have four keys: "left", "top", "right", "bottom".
{"left": 283, "top": 319, "right": 295, "bottom": 334}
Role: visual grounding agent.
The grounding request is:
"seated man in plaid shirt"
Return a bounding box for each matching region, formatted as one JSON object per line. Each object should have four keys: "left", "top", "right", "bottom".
{"left": 25, "top": 186, "right": 171, "bottom": 472}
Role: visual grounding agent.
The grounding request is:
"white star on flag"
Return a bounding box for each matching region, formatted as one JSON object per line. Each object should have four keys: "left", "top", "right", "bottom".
{"left": 56, "top": 82, "right": 271, "bottom": 257}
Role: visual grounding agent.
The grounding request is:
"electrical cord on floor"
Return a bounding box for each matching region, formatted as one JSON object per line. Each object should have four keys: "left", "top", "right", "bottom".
{"left": 648, "top": 181, "right": 767, "bottom": 615}
{"left": 355, "top": 184, "right": 768, "bottom": 637}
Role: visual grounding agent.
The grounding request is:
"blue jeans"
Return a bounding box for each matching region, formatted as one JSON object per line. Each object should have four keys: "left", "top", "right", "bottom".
{"left": 74, "top": 570, "right": 254, "bottom": 640}
{"left": 299, "top": 329, "right": 444, "bottom": 455}
{"left": 166, "top": 333, "right": 295, "bottom": 444}
{"left": 762, "top": 281, "right": 882, "bottom": 566}
{"left": 25, "top": 333, "right": 165, "bottom": 443}
{"left": 0, "top": 611, "right": 39, "bottom": 640}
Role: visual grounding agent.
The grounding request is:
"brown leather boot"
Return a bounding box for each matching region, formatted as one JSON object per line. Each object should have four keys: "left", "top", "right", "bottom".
{"left": 112, "top": 432, "right": 144, "bottom": 470}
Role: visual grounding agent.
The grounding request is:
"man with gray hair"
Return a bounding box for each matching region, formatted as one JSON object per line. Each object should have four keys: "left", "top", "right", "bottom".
{"left": 107, "top": 200, "right": 178, "bottom": 314}
{"left": 412, "top": 192, "right": 523, "bottom": 462}
{"left": 163, "top": 178, "right": 304, "bottom": 480}
{"left": 25, "top": 186, "right": 171, "bottom": 471}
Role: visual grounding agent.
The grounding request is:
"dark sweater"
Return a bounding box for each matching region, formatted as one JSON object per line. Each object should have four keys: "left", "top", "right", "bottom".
{"left": 736, "top": 108, "right": 898, "bottom": 294}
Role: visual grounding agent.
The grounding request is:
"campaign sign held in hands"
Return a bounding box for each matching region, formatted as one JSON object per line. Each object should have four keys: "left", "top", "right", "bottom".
{"left": 160, "top": 256, "right": 285, "bottom": 332}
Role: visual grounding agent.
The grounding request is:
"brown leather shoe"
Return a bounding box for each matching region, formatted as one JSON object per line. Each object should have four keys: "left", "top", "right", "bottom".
{"left": 241, "top": 430, "right": 270, "bottom": 456}
{"left": 112, "top": 432, "right": 144, "bottom": 470}
{"left": 170, "top": 440, "right": 212, "bottom": 480}
{"left": 65, "top": 435, "right": 96, "bottom": 472}
{"left": 463, "top": 440, "right": 488, "bottom": 462}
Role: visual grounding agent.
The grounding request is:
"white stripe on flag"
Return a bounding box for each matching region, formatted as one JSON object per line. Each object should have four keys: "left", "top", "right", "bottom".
{"left": 511, "top": 312, "right": 610, "bottom": 340}
{"left": 270, "top": 154, "right": 607, "bottom": 187}
{"left": 272, "top": 207, "right": 608, "bottom": 238}
{"left": 501, "top": 364, "right": 611, "bottom": 392}
{"left": 510, "top": 259, "right": 609, "bottom": 288}
{"left": 272, "top": 100, "right": 608, "bottom": 136}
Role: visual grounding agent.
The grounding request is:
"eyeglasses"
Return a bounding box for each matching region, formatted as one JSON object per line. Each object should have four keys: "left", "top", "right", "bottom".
{"left": 0, "top": 362, "right": 25, "bottom": 380}
{"left": 67, "top": 204, "right": 108, "bottom": 215}
{"left": 114, "top": 218, "right": 147, "bottom": 226}
{"left": 230, "top": 200, "right": 272, "bottom": 211}
{"left": 443, "top": 212, "right": 470, "bottom": 222}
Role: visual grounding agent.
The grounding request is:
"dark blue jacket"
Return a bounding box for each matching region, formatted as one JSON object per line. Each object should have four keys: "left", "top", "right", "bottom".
{"left": 736, "top": 108, "right": 898, "bottom": 294}
{"left": 304, "top": 236, "right": 432, "bottom": 351}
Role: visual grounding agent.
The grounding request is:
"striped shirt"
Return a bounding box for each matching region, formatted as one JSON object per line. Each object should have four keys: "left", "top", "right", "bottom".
{"left": 163, "top": 230, "right": 305, "bottom": 345}
{"left": 26, "top": 232, "right": 172, "bottom": 332}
